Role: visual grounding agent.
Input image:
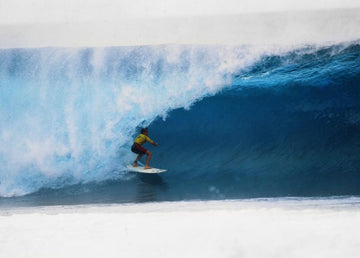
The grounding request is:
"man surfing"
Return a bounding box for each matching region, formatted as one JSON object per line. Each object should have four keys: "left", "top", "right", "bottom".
{"left": 131, "top": 127, "right": 158, "bottom": 169}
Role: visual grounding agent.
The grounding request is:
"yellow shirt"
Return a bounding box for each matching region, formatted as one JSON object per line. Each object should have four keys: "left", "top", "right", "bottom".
{"left": 134, "top": 134, "right": 154, "bottom": 145}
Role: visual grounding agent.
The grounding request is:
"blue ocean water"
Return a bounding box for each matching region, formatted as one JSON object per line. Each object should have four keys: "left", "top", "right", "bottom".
{"left": 0, "top": 42, "right": 359, "bottom": 206}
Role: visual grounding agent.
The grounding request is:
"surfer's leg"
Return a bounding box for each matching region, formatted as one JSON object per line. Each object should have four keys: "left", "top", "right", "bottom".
{"left": 144, "top": 151, "right": 152, "bottom": 169}
{"left": 133, "top": 154, "right": 143, "bottom": 167}
{"left": 132, "top": 143, "right": 147, "bottom": 167}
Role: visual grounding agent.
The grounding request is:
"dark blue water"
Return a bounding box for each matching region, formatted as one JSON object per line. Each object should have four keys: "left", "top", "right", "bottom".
{"left": 0, "top": 43, "right": 359, "bottom": 207}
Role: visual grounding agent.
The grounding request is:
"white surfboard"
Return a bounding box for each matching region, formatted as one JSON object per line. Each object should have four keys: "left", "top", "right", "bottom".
{"left": 126, "top": 165, "right": 167, "bottom": 174}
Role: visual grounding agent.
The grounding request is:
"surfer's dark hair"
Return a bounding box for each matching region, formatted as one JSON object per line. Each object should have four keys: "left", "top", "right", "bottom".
{"left": 141, "top": 127, "right": 148, "bottom": 134}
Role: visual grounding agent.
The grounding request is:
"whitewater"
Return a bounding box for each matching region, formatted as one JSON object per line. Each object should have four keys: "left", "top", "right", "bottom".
{"left": 1, "top": 198, "right": 360, "bottom": 258}
{"left": 0, "top": 0, "right": 360, "bottom": 257}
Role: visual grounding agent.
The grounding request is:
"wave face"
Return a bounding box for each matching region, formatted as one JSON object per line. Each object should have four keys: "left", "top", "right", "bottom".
{"left": 0, "top": 42, "right": 360, "bottom": 201}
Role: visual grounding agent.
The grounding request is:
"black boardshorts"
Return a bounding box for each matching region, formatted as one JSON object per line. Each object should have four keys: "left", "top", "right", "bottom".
{"left": 131, "top": 143, "right": 147, "bottom": 155}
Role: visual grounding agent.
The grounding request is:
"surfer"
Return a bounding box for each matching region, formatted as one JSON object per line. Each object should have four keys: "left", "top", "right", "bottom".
{"left": 131, "top": 127, "right": 158, "bottom": 169}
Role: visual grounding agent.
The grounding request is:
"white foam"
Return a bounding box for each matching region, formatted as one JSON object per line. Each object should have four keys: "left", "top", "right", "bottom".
{"left": 0, "top": 1, "right": 359, "bottom": 48}
{"left": 1, "top": 199, "right": 360, "bottom": 258}
{"left": 1, "top": 0, "right": 360, "bottom": 24}
{"left": 0, "top": 44, "right": 268, "bottom": 197}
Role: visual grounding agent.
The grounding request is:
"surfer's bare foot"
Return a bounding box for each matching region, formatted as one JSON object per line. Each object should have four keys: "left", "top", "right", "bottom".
{"left": 144, "top": 165, "right": 152, "bottom": 169}
{"left": 133, "top": 162, "right": 139, "bottom": 167}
